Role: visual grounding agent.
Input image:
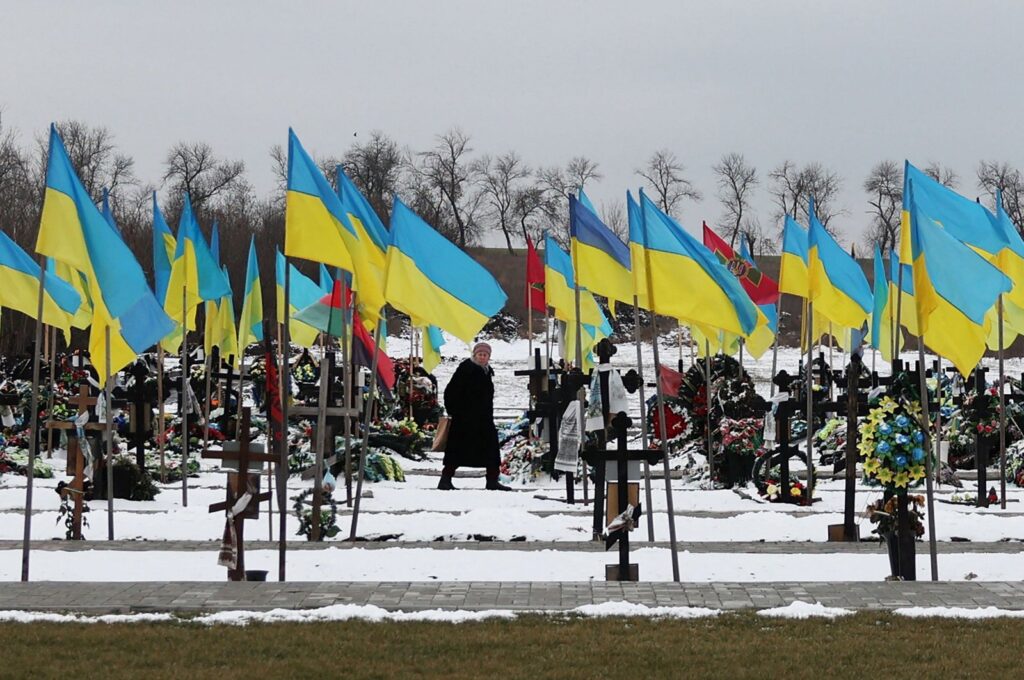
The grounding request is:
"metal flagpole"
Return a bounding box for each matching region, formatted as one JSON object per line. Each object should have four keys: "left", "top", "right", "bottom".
{"left": 570, "top": 238, "right": 584, "bottom": 370}
{"left": 704, "top": 339, "right": 714, "bottom": 483}
{"left": 638, "top": 196, "right": 680, "bottom": 581}
{"left": 350, "top": 319, "right": 384, "bottom": 539}
{"left": 544, "top": 307, "right": 551, "bottom": 367}
{"left": 999, "top": 296, "right": 1007, "bottom": 509}
{"left": 528, "top": 300, "right": 533, "bottom": 361}
{"left": 805, "top": 301, "right": 816, "bottom": 498}
{"left": 916, "top": 336, "right": 940, "bottom": 580}
{"left": 45, "top": 325, "right": 57, "bottom": 458}
{"left": 105, "top": 326, "right": 114, "bottom": 540}
{"left": 279, "top": 265, "right": 291, "bottom": 581}
{"left": 181, "top": 285, "right": 189, "bottom": 507}
{"left": 339, "top": 277, "right": 354, "bottom": 508}
{"left": 894, "top": 260, "right": 904, "bottom": 376}
{"left": 157, "top": 345, "right": 166, "bottom": 482}
{"left": 632, "top": 297, "right": 655, "bottom": 541}
{"left": 769, "top": 301, "right": 780, "bottom": 397}
{"left": 21, "top": 259, "right": 47, "bottom": 581}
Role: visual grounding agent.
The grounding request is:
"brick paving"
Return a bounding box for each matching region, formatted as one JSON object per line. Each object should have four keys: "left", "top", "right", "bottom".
{"left": 2, "top": 581, "right": 1024, "bottom": 614}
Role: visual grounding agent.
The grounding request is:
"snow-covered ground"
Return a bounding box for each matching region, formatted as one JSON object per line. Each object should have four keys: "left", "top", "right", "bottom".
{"left": 3, "top": 334, "right": 1023, "bottom": 583}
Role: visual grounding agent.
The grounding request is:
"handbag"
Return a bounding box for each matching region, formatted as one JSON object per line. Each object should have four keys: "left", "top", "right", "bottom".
{"left": 431, "top": 416, "right": 451, "bottom": 452}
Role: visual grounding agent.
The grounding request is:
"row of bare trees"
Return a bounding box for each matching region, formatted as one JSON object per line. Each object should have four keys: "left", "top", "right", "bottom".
{"left": 3, "top": 112, "right": 1024, "bottom": 355}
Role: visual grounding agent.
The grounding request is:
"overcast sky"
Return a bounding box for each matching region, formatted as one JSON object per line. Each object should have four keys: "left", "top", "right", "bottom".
{"left": 2, "top": 0, "right": 1020, "bottom": 248}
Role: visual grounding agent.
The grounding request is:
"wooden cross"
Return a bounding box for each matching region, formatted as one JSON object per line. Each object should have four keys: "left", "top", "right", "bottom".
{"left": 202, "top": 406, "right": 276, "bottom": 581}
{"left": 581, "top": 412, "right": 662, "bottom": 582}
{"left": 124, "top": 361, "right": 153, "bottom": 469}
{"left": 289, "top": 352, "right": 358, "bottom": 536}
{"left": 56, "top": 385, "right": 102, "bottom": 541}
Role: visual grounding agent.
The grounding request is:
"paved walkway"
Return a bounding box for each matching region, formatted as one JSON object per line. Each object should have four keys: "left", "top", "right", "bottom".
{"left": 2, "top": 581, "right": 1024, "bottom": 613}
{"left": 3, "top": 539, "right": 1022, "bottom": 553}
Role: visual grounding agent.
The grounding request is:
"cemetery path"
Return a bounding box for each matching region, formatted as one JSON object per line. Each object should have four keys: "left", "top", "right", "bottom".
{"left": 3, "top": 580, "right": 1024, "bottom": 613}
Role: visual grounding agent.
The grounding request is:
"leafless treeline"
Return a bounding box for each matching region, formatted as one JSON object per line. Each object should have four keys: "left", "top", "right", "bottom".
{"left": 2, "top": 114, "right": 1024, "bottom": 354}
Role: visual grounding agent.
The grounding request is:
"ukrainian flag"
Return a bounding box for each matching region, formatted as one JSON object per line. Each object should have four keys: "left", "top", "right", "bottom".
{"left": 638, "top": 190, "right": 758, "bottom": 337}
{"left": 35, "top": 124, "right": 174, "bottom": 378}
{"left": 216, "top": 266, "right": 239, "bottom": 365}
{"left": 807, "top": 198, "right": 872, "bottom": 331}
{"left": 737, "top": 237, "right": 777, "bottom": 359}
{"left": 337, "top": 165, "right": 389, "bottom": 324}
{"left": 890, "top": 251, "right": 919, "bottom": 337}
{"left": 203, "top": 222, "right": 223, "bottom": 357}
{"left": 869, "top": 246, "right": 901, "bottom": 362}
{"left": 779, "top": 215, "right": 810, "bottom": 299}
{"left": 237, "top": 237, "right": 264, "bottom": 355}
{"left": 47, "top": 257, "right": 91, "bottom": 335}
{"left": 152, "top": 193, "right": 176, "bottom": 306}
{"left": 164, "top": 193, "right": 229, "bottom": 330}
{"left": 562, "top": 293, "right": 612, "bottom": 371}
{"left": 543, "top": 233, "right": 605, "bottom": 326}
{"left": 319, "top": 264, "right": 333, "bottom": 294}
{"left": 421, "top": 325, "right": 445, "bottom": 373}
{"left": 626, "top": 191, "right": 649, "bottom": 309}
{"left": 275, "top": 249, "right": 324, "bottom": 348}
{"left": 384, "top": 197, "right": 507, "bottom": 343}
{"left": 0, "top": 230, "right": 81, "bottom": 336}
{"left": 570, "top": 192, "right": 633, "bottom": 308}
{"left": 907, "top": 177, "right": 1011, "bottom": 375}
{"left": 286, "top": 131, "right": 387, "bottom": 324}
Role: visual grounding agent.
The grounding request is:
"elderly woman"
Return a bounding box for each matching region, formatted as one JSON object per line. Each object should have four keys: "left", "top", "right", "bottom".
{"left": 439, "top": 341, "right": 510, "bottom": 491}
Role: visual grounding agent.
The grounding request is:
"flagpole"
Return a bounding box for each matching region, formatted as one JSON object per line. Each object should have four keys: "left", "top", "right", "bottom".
{"left": 104, "top": 326, "right": 114, "bottom": 540}
{"left": 704, "top": 339, "right": 714, "bottom": 484}
{"left": 570, "top": 240, "right": 583, "bottom": 369}
{"left": 45, "top": 325, "right": 58, "bottom": 459}
{"left": 279, "top": 265, "right": 291, "bottom": 581}
{"left": 157, "top": 345, "right": 166, "bottom": 482}
{"left": 632, "top": 297, "right": 655, "bottom": 541}
{"left": 916, "top": 336, "right": 940, "bottom": 580}
{"left": 339, "top": 277, "right": 354, "bottom": 508}
{"left": 528, "top": 302, "right": 533, "bottom": 361}
{"left": 805, "top": 301, "right": 816, "bottom": 498}
{"left": 21, "top": 258, "right": 47, "bottom": 581}
{"left": 638, "top": 201, "right": 680, "bottom": 582}
{"left": 181, "top": 285, "right": 189, "bottom": 507}
{"left": 350, "top": 318, "right": 384, "bottom": 540}
{"left": 544, "top": 307, "right": 551, "bottom": 367}
{"left": 202, "top": 337, "right": 212, "bottom": 456}
{"left": 999, "top": 295, "right": 1007, "bottom": 509}
{"left": 769, "top": 301, "right": 780, "bottom": 398}
{"left": 894, "top": 261, "right": 904, "bottom": 376}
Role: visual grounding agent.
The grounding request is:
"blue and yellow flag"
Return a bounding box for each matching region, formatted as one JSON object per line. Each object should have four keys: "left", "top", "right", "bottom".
{"left": 384, "top": 197, "right": 507, "bottom": 343}
{"left": 36, "top": 124, "right": 174, "bottom": 377}
{"left": 319, "top": 263, "right": 333, "bottom": 294}
{"left": 275, "top": 249, "right": 324, "bottom": 349}
{"left": 570, "top": 192, "right": 632, "bottom": 309}
{"left": 638, "top": 190, "right": 758, "bottom": 336}
{"left": 779, "top": 215, "right": 810, "bottom": 298}
{"left": 889, "top": 251, "right": 918, "bottom": 337}
{"left": 807, "top": 198, "right": 872, "bottom": 330}
{"left": 421, "top": 325, "right": 445, "bottom": 373}
{"left": 738, "top": 237, "right": 777, "bottom": 359}
{"left": 47, "top": 257, "right": 91, "bottom": 334}
{"left": 336, "top": 165, "right": 389, "bottom": 325}
{"left": 625, "top": 191, "right": 650, "bottom": 309}
{"left": 907, "top": 176, "right": 1011, "bottom": 375}
{"left": 164, "top": 192, "right": 229, "bottom": 329}
{"left": 237, "top": 236, "right": 264, "bottom": 355}
{"left": 285, "top": 131, "right": 387, "bottom": 323}
{"left": 543, "top": 233, "right": 605, "bottom": 326}
{"left": 152, "top": 193, "right": 176, "bottom": 306}
{"left": 869, "top": 246, "right": 901, "bottom": 362}
{"left": 0, "top": 230, "right": 81, "bottom": 336}
{"left": 203, "top": 222, "right": 223, "bottom": 357}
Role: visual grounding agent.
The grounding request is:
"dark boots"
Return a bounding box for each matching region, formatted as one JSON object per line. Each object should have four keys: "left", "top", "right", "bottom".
{"left": 438, "top": 465, "right": 457, "bottom": 490}
{"left": 486, "top": 466, "right": 511, "bottom": 491}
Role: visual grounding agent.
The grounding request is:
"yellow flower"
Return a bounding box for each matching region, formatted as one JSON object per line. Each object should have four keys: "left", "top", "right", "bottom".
{"left": 790, "top": 486, "right": 802, "bottom": 497}
{"left": 880, "top": 397, "right": 898, "bottom": 414}
{"left": 894, "top": 471, "right": 910, "bottom": 488}
{"left": 909, "top": 464, "right": 926, "bottom": 480}
{"left": 863, "top": 457, "right": 881, "bottom": 475}
{"left": 877, "top": 468, "right": 894, "bottom": 484}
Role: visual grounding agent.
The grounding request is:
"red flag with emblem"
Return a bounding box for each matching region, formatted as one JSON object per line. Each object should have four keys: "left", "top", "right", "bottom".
{"left": 525, "top": 235, "right": 546, "bottom": 313}
{"left": 701, "top": 223, "right": 779, "bottom": 305}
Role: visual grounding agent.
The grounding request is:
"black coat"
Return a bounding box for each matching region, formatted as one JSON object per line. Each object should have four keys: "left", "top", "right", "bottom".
{"left": 442, "top": 359, "right": 499, "bottom": 468}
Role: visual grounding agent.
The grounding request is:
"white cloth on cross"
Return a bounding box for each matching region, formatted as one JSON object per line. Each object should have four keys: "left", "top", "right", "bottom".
{"left": 554, "top": 400, "right": 582, "bottom": 474}
{"left": 217, "top": 484, "right": 254, "bottom": 571}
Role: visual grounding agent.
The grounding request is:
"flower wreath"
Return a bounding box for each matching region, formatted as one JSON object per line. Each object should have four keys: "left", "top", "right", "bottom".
{"left": 858, "top": 396, "right": 928, "bottom": 489}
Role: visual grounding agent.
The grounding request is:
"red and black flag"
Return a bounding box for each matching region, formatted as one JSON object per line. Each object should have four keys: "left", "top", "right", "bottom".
{"left": 701, "top": 222, "right": 779, "bottom": 306}
{"left": 525, "top": 234, "right": 546, "bottom": 313}
{"left": 352, "top": 310, "right": 396, "bottom": 399}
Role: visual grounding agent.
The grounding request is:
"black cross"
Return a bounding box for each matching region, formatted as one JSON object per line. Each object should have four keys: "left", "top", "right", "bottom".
{"left": 124, "top": 360, "right": 154, "bottom": 469}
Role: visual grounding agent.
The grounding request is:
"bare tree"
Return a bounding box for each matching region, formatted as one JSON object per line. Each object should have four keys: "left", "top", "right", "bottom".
{"left": 512, "top": 185, "right": 547, "bottom": 246}
{"left": 712, "top": 152, "right": 757, "bottom": 244}
{"left": 417, "top": 128, "right": 481, "bottom": 248}
{"left": 863, "top": 160, "right": 903, "bottom": 255}
{"left": 599, "top": 199, "right": 628, "bottom": 242}
{"left": 342, "top": 130, "right": 403, "bottom": 223}
{"left": 564, "top": 156, "right": 603, "bottom": 194}
{"left": 163, "top": 141, "right": 246, "bottom": 217}
{"left": 532, "top": 157, "right": 604, "bottom": 247}
{"left": 476, "top": 151, "right": 531, "bottom": 253}
{"left": 636, "top": 149, "right": 701, "bottom": 217}
{"left": 48, "top": 120, "right": 136, "bottom": 206}
{"left": 924, "top": 161, "right": 958, "bottom": 189}
{"left": 978, "top": 160, "right": 1024, "bottom": 235}
{"left": 768, "top": 160, "right": 843, "bottom": 235}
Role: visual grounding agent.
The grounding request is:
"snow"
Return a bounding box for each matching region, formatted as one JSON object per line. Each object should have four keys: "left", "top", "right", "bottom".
{"left": 192, "top": 604, "right": 519, "bottom": 625}
{"left": 0, "top": 611, "right": 175, "bottom": 624}
{"left": 569, "top": 602, "right": 720, "bottom": 618}
{"left": 755, "top": 601, "right": 854, "bottom": 619}
{"left": 893, "top": 607, "right": 1024, "bottom": 619}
